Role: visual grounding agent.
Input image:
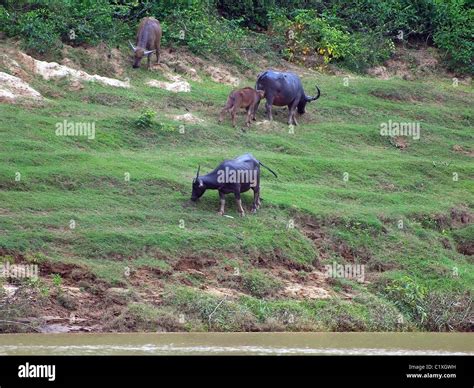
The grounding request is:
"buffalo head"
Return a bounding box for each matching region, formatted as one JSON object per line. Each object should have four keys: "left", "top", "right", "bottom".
{"left": 129, "top": 41, "right": 155, "bottom": 69}
{"left": 191, "top": 165, "right": 206, "bottom": 201}
{"left": 298, "top": 86, "right": 321, "bottom": 114}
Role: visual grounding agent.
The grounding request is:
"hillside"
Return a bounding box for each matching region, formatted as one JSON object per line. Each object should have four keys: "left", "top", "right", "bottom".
{"left": 0, "top": 39, "right": 472, "bottom": 333}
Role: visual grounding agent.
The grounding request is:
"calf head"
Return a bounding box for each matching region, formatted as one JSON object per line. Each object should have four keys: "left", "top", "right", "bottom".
{"left": 191, "top": 165, "right": 206, "bottom": 201}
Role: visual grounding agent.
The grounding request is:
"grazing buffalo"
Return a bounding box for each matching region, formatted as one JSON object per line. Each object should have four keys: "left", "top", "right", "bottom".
{"left": 255, "top": 70, "right": 320, "bottom": 125}
{"left": 130, "top": 17, "right": 162, "bottom": 69}
{"left": 218, "top": 87, "right": 265, "bottom": 127}
{"left": 190, "top": 153, "right": 278, "bottom": 216}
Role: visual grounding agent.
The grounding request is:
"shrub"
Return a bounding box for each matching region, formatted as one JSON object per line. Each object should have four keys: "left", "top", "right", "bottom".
{"left": 241, "top": 269, "right": 283, "bottom": 298}
{"left": 0, "top": 0, "right": 472, "bottom": 74}
{"left": 165, "top": 286, "right": 258, "bottom": 331}
{"left": 268, "top": 9, "right": 394, "bottom": 71}
{"left": 385, "top": 275, "right": 428, "bottom": 324}
{"left": 17, "top": 10, "right": 63, "bottom": 56}
{"left": 1, "top": 0, "right": 130, "bottom": 57}
{"left": 432, "top": 0, "right": 474, "bottom": 73}
{"left": 134, "top": 109, "right": 156, "bottom": 130}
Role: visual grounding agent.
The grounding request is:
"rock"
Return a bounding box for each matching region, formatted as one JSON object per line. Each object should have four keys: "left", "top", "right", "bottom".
{"left": 106, "top": 287, "right": 130, "bottom": 296}
{"left": 367, "top": 66, "right": 390, "bottom": 80}
{"left": 17, "top": 52, "right": 130, "bottom": 88}
{"left": 68, "top": 80, "right": 84, "bottom": 91}
{"left": 283, "top": 283, "right": 331, "bottom": 299}
{"left": 2, "top": 284, "right": 19, "bottom": 298}
{"left": 206, "top": 65, "right": 239, "bottom": 86}
{"left": 106, "top": 287, "right": 130, "bottom": 304}
{"left": 172, "top": 113, "right": 203, "bottom": 123}
{"left": 146, "top": 73, "right": 191, "bottom": 93}
{"left": 0, "top": 72, "right": 43, "bottom": 103}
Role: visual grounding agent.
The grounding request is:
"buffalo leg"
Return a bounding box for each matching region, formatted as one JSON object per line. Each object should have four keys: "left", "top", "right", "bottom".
{"left": 218, "top": 191, "right": 225, "bottom": 215}
{"left": 251, "top": 187, "right": 260, "bottom": 213}
{"left": 234, "top": 190, "right": 245, "bottom": 217}
{"left": 288, "top": 103, "right": 299, "bottom": 126}
{"left": 293, "top": 114, "right": 299, "bottom": 126}
{"left": 265, "top": 100, "right": 274, "bottom": 121}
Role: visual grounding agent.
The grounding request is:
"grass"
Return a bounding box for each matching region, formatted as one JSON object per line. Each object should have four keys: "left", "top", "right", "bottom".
{"left": 0, "top": 43, "right": 472, "bottom": 332}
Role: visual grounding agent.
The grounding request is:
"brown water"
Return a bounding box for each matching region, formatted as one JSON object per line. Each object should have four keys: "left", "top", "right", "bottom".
{"left": 0, "top": 332, "right": 473, "bottom": 355}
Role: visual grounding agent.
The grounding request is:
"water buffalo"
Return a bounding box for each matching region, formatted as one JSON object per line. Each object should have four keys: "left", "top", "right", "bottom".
{"left": 255, "top": 70, "right": 320, "bottom": 125}
{"left": 190, "top": 153, "right": 277, "bottom": 216}
{"left": 130, "top": 17, "right": 162, "bottom": 69}
{"left": 218, "top": 87, "right": 265, "bottom": 128}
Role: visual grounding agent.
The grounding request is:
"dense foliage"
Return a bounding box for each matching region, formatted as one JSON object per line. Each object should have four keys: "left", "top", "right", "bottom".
{"left": 0, "top": 0, "right": 472, "bottom": 73}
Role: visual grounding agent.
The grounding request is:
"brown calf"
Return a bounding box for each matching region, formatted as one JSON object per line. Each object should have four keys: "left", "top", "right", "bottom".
{"left": 218, "top": 87, "right": 265, "bottom": 127}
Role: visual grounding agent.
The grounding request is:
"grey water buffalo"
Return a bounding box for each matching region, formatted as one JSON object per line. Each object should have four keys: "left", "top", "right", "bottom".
{"left": 219, "top": 87, "right": 265, "bottom": 127}
{"left": 130, "top": 17, "right": 162, "bottom": 69}
{"left": 190, "top": 153, "right": 278, "bottom": 216}
{"left": 255, "top": 70, "right": 320, "bottom": 125}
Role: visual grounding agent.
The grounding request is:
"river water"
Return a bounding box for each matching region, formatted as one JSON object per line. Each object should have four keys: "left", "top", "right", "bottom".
{"left": 0, "top": 332, "right": 472, "bottom": 355}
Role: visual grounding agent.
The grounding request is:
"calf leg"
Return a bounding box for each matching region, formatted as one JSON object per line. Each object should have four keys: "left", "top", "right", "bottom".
{"left": 219, "top": 97, "right": 233, "bottom": 123}
{"left": 252, "top": 99, "right": 261, "bottom": 121}
{"left": 245, "top": 106, "right": 252, "bottom": 127}
{"left": 218, "top": 105, "right": 231, "bottom": 123}
{"left": 218, "top": 191, "right": 225, "bottom": 215}
{"left": 231, "top": 106, "right": 238, "bottom": 127}
{"left": 232, "top": 94, "right": 244, "bottom": 127}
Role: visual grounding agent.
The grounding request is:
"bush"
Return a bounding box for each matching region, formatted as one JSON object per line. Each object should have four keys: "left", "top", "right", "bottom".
{"left": 157, "top": 2, "right": 249, "bottom": 65}
{"left": 268, "top": 9, "right": 394, "bottom": 71}
{"left": 17, "top": 10, "right": 63, "bottom": 56}
{"left": 241, "top": 269, "right": 282, "bottom": 298}
{"left": 134, "top": 109, "right": 156, "bottom": 130}
{"left": 1, "top": 0, "right": 130, "bottom": 57}
{"left": 423, "top": 292, "right": 472, "bottom": 332}
{"left": 433, "top": 0, "right": 474, "bottom": 73}
{"left": 165, "top": 286, "right": 258, "bottom": 331}
{"left": 385, "top": 275, "right": 428, "bottom": 324}
{"left": 0, "top": 0, "right": 471, "bottom": 73}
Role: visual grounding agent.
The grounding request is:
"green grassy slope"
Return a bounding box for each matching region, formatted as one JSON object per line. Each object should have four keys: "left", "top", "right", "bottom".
{"left": 0, "top": 46, "right": 472, "bottom": 332}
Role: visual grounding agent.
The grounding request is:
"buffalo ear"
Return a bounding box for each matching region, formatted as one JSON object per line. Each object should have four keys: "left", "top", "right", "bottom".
{"left": 198, "top": 179, "right": 204, "bottom": 188}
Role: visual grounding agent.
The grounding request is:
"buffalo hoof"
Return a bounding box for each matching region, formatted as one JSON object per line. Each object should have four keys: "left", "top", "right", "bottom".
{"left": 239, "top": 211, "right": 245, "bottom": 217}
{"left": 217, "top": 211, "right": 224, "bottom": 216}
